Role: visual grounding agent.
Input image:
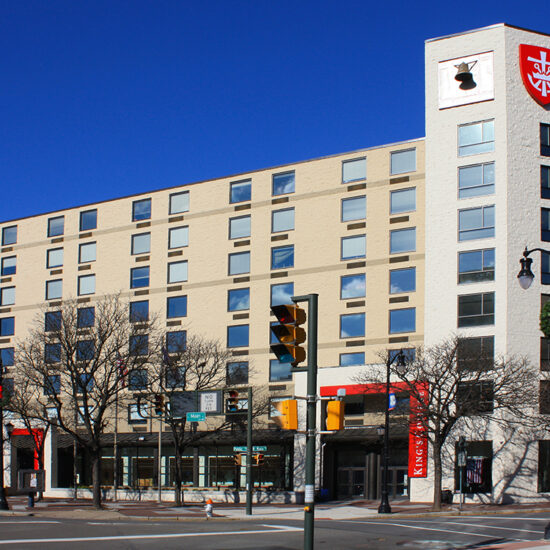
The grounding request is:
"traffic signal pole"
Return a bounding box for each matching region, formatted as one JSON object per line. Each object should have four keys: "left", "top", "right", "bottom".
{"left": 246, "top": 386, "right": 253, "bottom": 516}
{"left": 292, "top": 293, "right": 318, "bottom": 550}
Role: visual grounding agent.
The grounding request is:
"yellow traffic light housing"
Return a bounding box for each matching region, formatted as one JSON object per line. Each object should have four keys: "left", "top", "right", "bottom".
{"left": 326, "top": 400, "right": 345, "bottom": 431}
{"left": 234, "top": 453, "right": 242, "bottom": 466}
{"left": 270, "top": 304, "right": 307, "bottom": 366}
{"left": 272, "top": 399, "right": 298, "bottom": 430}
{"left": 253, "top": 453, "right": 265, "bottom": 465}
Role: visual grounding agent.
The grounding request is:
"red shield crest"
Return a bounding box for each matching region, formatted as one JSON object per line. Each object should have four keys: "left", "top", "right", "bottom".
{"left": 519, "top": 44, "right": 550, "bottom": 106}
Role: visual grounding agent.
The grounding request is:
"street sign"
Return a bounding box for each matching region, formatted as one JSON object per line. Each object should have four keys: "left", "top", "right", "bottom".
{"left": 233, "top": 445, "right": 267, "bottom": 452}
{"left": 186, "top": 412, "right": 206, "bottom": 422}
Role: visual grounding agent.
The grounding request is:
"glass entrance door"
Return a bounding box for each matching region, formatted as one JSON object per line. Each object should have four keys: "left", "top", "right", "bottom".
{"left": 337, "top": 467, "right": 365, "bottom": 499}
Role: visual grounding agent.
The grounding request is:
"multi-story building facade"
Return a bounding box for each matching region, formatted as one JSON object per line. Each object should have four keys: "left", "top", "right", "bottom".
{"left": 2, "top": 22, "right": 550, "bottom": 503}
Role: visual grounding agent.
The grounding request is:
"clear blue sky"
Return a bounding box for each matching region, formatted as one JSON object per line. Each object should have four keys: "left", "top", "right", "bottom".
{"left": 1, "top": 1, "right": 546, "bottom": 222}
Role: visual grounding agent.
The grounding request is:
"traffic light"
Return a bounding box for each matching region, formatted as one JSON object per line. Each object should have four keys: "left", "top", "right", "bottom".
{"left": 227, "top": 390, "right": 239, "bottom": 413}
{"left": 272, "top": 399, "right": 298, "bottom": 430}
{"left": 326, "top": 399, "right": 345, "bottom": 431}
{"left": 270, "top": 304, "right": 306, "bottom": 366}
{"left": 154, "top": 394, "right": 165, "bottom": 416}
{"left": 234, "top": 453, "right": 242, "bottom": 466}
{"left": 254, "top": 453, "right": 265, "bottom": 466}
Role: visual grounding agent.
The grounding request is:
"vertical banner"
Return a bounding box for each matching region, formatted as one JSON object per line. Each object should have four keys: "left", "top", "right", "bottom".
{"left": 408, "top": 384, "right": 428, "bottom": 478}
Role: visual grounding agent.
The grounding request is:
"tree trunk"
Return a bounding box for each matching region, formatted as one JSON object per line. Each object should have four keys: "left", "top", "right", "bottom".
{"left": 173, "top": 451, "right": 183, "bottom": 506}
{"left": 91, "top": 449, "right": 102, "bottom": 509}
{"left": 432, "top": 441, "right": 443, "bottom": 511}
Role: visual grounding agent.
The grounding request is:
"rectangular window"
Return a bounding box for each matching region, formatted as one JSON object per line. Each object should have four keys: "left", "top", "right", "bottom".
{"left": 341, "top": 274, "right": 366, "bottom": 299}
{"left": 1, "top": 256, "right": 16, "bottom": 276}
{"left": 272, "top": 172, "right": 295, "bottom": 196}
{"left": 458, "top": 120, "right": 495, "bottom": 156}
{"left": 340, "top": 313, "right": 365, "bottom": 338}
{"left": 45, "top": 375, "right": 60, "bottom": 395}
{"left": 45, "top": 311, "right": 62, "bottom": 332}
{"left": 130, "top": 300, "right": 149, "bottom": 323}
{"left": 455, "top": 441, "right": 493, "bottom": 494}
{"left": 457, "top": 381, "right": 494, "bottom": 414}
{"left": 130, "top": 266, "right": 149, "bottom": 288}
{"left": 129, "top": 369, "right": 148, "bottom": 390}
{"left": 390, "top": 267, "right": 416, "bottom": 294}
{"left": 78, "top": 274, "right": 96, "bottom": 296}
{"left": 342, "top": 157, "right": 366, "bottom": 183}
{"left": 341, "top": 235, "right": 366, "bottom": 260}
{"left": 79, "top": 242, "right": 96, "bottom": 263}
{"left": 458, "top": 249, "right": 495, "bottom": 284}
{"left": 230, "top": 179, "right": 251, "bottom": 203}
{"left": 271, "top": 245, "right": 294, "bottom": 269}
{"left": 167, "top": 295, "right": 187, "bottom": 318}
{"left": 128, "top": 403, "right": 147, "bottom": 423}
{"left": 169, "top": 191, "right": 189, "bottom": 215}
{"left": 77, "top": 307, "right": 95, "bottom": 328}
{"left": 543, "top": 252, "right": 550, "bottom": 285}
{"left": 543, "top": 166, "right": 550, "bottom": 199}
{"left": 342, "top": 196, "right": 366, "bottom": 222}
{"left": 165, "top": 366, "right": 186, "bottom": 389}
{"left": 47, "top": 248, "right": 64, "bottom": 268}
{"left": 457, "top": 336, "right": 494, "bottom": 371}
{"left": 131, "top": 233, "right": 150, "bottom": 255}
{"left": 45, "top": 342, "right": 61, "bottom": 364}
{"left": 129, "top": 334, "right": 148, "bottom": 356}
{"left": 458, "top": 292, "right": 495, "bottom": 327}
{"left": 226, "top": 361, "right": 248, "bottom": 385}
{"left": 168, "top": 226, "right": 189, "bottom": 249}
{"left": 227, "top": 324, "right": 249, "bottom": 348}
{"left": 229, "top": 215, "right": 251, "bottom": 239}
{"left": 389, "top": 308, "right": 416, "bottom": 333}
{"left": 0, "top": 347, "right": 14, "bottom": 367}
{"left": 271, "top": 282, "right": 294, "bottom": 306}
{"left": 166, "top": 331, "right": 186, "bottom": 354}
{"left": 542, "top": 123, "right": 550, "bottom": 157}
{"left": 269, "top": 359, "right": 292, "bottom": 382}
{"left": 543, "top": 208, "right": 550, "bottom": 242}
{"left": 76, "top": 340, "right": 95, "bottom": 361}
{"left": 458, "top": 206, "right": 495, "bottom": 241}
{"left": 0, "top": 286, "right": 15, "bottom": 306}
{"left": 167, "top": 260, "right": 188, "bottom": 283}
{"left": 2, "top": 226, "right": 17, "bottom": 246}
{"left": 46, "top": 279, "right": 62, "bottom": 300}
{"left": 272, "top": 208, "right": 295, "bottom": 233}
{"left": 458, "top": 162, "right": 495, "bottom": 199}
{"left": 0, "top": 317, "right": 14, "bottom": 336}
{"left": 390, "top": 188, "right": 416, "bottom": 214}
{"left": 47, "top": 216, "right": 64, "bottom": 238}
{"left": 539, "top": 440, "right": 550, "bottom": 492}
{"left": 390, "top": 228, "right": 416, "bottom": 253}
{"left": 391, "top": 149, "right": 416, "bottom": 175}
{"left": 132, "top": 198, "right": 151, "bottom": 221}
{"left": 339, "top": 352, "right": 365, "bottom": 367}
{"left": 228, "top": 251, "right": 250, "bottom": 275}
{"left": 228, "top": 288, "right": 250, "bottom": 311}
{"left": 80, "top": 209, "right": 97, "bottom": 231}
{"left": 77, "top": 373, "right": 94, "bottom": 394}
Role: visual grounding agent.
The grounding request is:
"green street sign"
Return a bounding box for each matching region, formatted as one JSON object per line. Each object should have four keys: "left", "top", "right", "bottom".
{"left": 233, "top": 446, "right": 247, "bottom": 452}
{"left": 186, "top": 412, "right": 206, "bottom": 422}
{"left": 233, "top": 445, "right": 267, "bottom": 452}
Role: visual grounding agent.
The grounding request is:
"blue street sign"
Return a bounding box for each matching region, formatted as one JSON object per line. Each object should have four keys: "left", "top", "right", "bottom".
{"left": 186, "top": 412, "right": 206, "bottom": 422}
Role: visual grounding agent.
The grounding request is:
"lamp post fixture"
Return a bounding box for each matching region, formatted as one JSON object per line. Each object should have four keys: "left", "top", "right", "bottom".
{"left": 0, "top": 358, "right": 10, "bottom": 511}
{"left": 378, "top": 349, "right": 406, "bottom": 514}
{"left": 517, "top": 246, "right": 550, "bottom": 289}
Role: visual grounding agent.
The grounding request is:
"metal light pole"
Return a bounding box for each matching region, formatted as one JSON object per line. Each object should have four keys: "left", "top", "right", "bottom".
{"left": 378, "top": 349, "right": 406, "bottom": 514}
{"left": 246, "top": 386, "right": 253, "bottom": 515}
{"left": 292, "top": 293, "right": 318, "bottom": 550}
{"left": 517, "top": 246, "right": 550, "bottom": 289}
{"left": 457, "top": 436, "right": 466, "bottom": 511}
{"left": 0, "top": 358, "right": 9, "bottom": 510}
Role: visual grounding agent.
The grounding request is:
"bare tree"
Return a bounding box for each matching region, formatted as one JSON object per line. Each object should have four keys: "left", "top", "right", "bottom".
{"left": 13, "top": 294, "right": 159, "bottom": 509}
{"left": 356, "top": 337, "right": 537, "bottom": 511}
{"left": 143, "top": 333, "right": 268, "bottom": 506}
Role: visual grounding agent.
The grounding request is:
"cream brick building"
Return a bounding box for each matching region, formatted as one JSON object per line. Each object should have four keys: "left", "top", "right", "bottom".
{"left": 2, "top": 21, "right": 550, "bottom": 504}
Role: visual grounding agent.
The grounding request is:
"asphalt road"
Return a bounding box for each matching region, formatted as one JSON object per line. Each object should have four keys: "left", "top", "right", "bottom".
{"left": 0, "top": 514, "right": 548, "bottom": 549}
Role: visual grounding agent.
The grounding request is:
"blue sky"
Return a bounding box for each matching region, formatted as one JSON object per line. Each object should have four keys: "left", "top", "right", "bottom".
{"left": 1, "top": 1, "right": 546, "bottom": 222}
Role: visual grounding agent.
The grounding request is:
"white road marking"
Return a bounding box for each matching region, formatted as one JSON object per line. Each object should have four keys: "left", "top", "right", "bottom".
{"left": 0, "top": 521, "right": 60, "bottom": 524}
{"left": 344, "top": 520, "right": 530, "bottom": 540}
{"left": 0, "top": 526, "right": 302, "bottom": 545}
{"left": 438, "top": 521, "right": 541, "bottom": 534}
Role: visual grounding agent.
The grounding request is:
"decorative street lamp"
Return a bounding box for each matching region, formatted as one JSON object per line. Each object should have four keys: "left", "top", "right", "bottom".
{"left": 378, "top": 349, "right": 406, "bottom": 514}
{"left": 0, "top": 358, "right": 9, "bottom": 511}
{"left": 517, "top": 246, "right": 550, "bottom": 289}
